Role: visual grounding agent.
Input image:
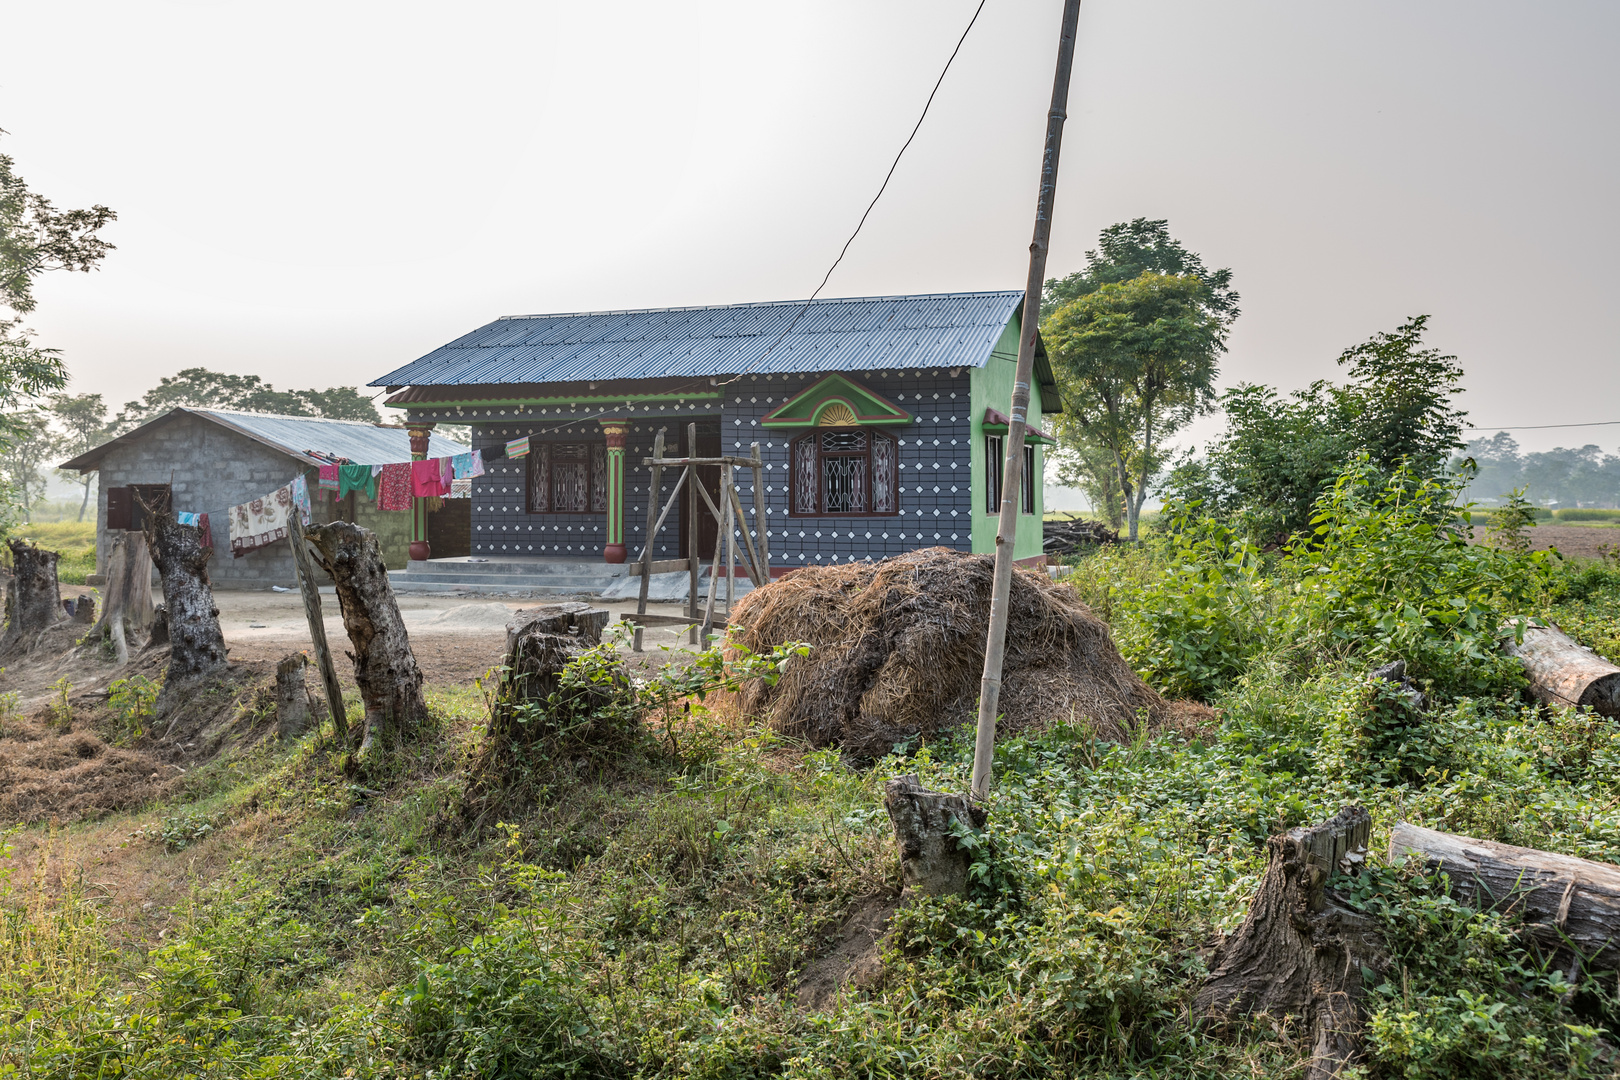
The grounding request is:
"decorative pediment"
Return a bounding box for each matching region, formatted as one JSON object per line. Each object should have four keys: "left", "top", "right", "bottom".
{"left": 981, "top": 407, "right": 1058, "bottom": 445}
{"left": 760, "top": 374, "right": 911, "bottom": 429}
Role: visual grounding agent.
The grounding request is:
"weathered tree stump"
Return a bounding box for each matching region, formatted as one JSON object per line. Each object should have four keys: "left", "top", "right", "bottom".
{"left": 87, "top": 531, "right": 155, "bottom": 664}
{"left": 1505, "top": 623, "right": 1620, "bottom": 718}
{"left": 1195, "top": 806, "right": 1383, "bottom": 1080}
{"left": 1390, "top": 822, "right": 1620, "bottom": 975}
{"left": 303, "top": 521, "right": 426, "bottom": 759}
{"left": 276, "top": 652, "right": 313, "bottom": 739}
{"left": 2, "top": 540, "right": 67, "bottom": 648}
{"left": 488, "top": 604, "right": 619, "bottom": 748}
{"left": 146, "top": 605, "right": 170, "bottom": 648}
{"left": 71, "top": 596, "right": 96, "bottom": 624}
{"left": 144, "top": 508, "right": 229, "bottom": 719}
{"left": 883, "top": 775, "right": 987, "bottom": 899}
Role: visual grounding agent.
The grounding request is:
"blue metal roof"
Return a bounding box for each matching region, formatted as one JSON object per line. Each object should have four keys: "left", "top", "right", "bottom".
{"left": 370, "top": 291, "right": 1025, "bottom": 388}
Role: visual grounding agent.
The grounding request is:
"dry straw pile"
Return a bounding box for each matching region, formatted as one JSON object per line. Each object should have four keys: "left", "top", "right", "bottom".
{"left": 729, "top": 547, "right": 1196, "bottom": 758}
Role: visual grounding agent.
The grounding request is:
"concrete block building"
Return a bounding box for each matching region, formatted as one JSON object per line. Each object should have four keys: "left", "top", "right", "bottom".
{"left": 59, "top": 408, "right": 467, "bottom": 588}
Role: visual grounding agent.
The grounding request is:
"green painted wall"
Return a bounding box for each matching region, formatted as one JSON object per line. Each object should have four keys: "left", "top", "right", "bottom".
{"left": 970, "top": 312, "right": 1045, "bottom": 559}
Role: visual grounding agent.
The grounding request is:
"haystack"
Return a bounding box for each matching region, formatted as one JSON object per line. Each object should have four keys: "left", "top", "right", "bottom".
{"left": 729, "top": 547, "right": 1186, "bottom": 758}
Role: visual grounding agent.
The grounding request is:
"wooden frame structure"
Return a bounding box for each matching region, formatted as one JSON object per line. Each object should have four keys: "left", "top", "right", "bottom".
{"left": 621, "top": 422, "right": 769, "bottom": 650}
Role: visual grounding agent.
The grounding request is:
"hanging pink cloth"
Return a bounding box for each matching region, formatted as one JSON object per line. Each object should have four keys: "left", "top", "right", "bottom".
{"left": 411, "top": 458, "right": 449, "bottom": 498}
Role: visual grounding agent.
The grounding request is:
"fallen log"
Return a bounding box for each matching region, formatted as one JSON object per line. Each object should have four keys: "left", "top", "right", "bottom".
{"left": 2, "top": 540, "right": 67, "bottom": 648}
{"left": 1389, "top": 822, "right": 1620, "bottom": 975}
{"left": 1505, "top": 623, "right": 1620, "bottom": 718}
{"left": 144, "top": 507, "right": 229, "bottom": 719}
{"left": 1195, "top": 806, "right": 1384, "bottom": 1080}
{"left": 303, "top": 521, "right": 427, "bottom": 759}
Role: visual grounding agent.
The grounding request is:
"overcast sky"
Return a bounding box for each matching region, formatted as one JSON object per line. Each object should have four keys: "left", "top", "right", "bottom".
{"left": 5, "top": 0, "right": 1618, "bottom": 466}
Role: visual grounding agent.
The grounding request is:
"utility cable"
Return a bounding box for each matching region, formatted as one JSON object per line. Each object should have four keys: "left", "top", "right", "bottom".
{"left": 720, "top": 0, "right": 989, "bottom": 383}
{"left": 1465, "top": 420, "right": 1620, "bottom": 431}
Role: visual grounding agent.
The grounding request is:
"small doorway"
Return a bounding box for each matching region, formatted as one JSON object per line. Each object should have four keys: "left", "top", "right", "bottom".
{"left": 674, "top": 421, "right": 722, "bottom": 559}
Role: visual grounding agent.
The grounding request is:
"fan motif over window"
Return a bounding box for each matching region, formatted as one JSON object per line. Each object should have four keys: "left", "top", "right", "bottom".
{"left": 791, "top": 428, "right": 897, "bottom": 515}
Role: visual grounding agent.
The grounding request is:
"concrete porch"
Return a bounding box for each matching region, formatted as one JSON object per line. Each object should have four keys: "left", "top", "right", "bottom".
{"left": 389, "top": 555, "right": 756, "bottom": 603}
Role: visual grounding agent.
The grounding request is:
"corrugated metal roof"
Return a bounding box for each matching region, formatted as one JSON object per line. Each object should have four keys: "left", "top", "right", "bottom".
{"left": 370, "top": 291, "right": 1026, "bottom": 388}
{"left": 60, "top": 408, "right": 470, "bottom": 472}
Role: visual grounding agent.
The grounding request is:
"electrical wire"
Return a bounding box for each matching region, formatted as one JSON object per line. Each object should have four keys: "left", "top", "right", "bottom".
{"left": 1465, "top": 420, "right": 1620, "bottom": 431}
{"left": 720, "top": 0, "right": 989, "bottom": 383}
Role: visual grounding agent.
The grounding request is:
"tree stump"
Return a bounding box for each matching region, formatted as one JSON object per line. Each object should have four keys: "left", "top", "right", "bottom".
{"left": 71, "top": 596, "right": 96, "bottom": 624}
{"left": 303, "top": 521, "right": 427, "bottom": 759}
{"left": 488, "top": 604, "right": 620, "bottom": 748}
{"left": 1195, "top": 806, "right": 1383, "bottom": 1080}
{"left": 276, "top": 653, "right": 313, "bottom": 739}
{"left": 144, "top": 508, "right": 230, "bottom": 719}
{"left": 2, "top": 540, "right": 67, "bottom": 648}
{"left": 1505, "top": 623, "right": 1620, "bottom": 718}
{"left": 1390, "top": 822, "right": 1620, "bottom": 976}
{"left": 882, "top": 775, "right": 987, "bottom": 899}
{"left": 87, "top": 531, "right": 155, "bottom": 664}
{"left": 146, "top": 605, "right": 170, "bottom": 648}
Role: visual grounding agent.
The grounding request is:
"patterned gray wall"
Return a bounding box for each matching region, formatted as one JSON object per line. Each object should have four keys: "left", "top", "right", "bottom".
{"left": 428, "top": 368, "right": 974, "bottom": 565}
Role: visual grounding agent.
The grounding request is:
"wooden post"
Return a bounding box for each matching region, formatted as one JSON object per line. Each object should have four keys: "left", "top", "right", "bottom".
{"left": 751, "top": 441, "right": 769, "bottom": 582}
{"left": 970, "top": 0, "right": 1083, "bottom": 803}
{"left": 699, "top": 489, "right": 725, "bottom": 649}
{"left": 723, "top": 465, "right": 737, "bottom": 624}
{"left": 289, "top": 515, "right": 348, "bottom": 742}
{"left": 726, "top": 469, "right": 765, "bottom": 588}
{"left": 687, "top": 422, "right": 700, "bottom": 646}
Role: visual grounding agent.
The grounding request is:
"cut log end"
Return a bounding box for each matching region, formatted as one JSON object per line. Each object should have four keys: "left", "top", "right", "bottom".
{"left": 1506, "top": 623, "right": 1620, "bottom": 718}
{"left": 882, "top": 775, "right": 986, "bottom": 900}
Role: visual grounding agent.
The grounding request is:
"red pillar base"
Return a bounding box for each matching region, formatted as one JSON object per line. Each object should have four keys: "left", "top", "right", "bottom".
{"left": 603, "top": 542, "right": 627, "bottom": 564}
{"left": 409, "top": 540, "right": 432, "bottom": 562}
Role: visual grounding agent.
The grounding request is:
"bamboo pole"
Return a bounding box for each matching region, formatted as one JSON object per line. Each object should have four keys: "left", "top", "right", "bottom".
{"left": 687, "top": 423, "right": 700, "bottom": 645}
{"left": 970, "top": 0, "right": 1083, "bottom": 803}
{"left": 634, "top": 429, "right": 665, "bottom": 652}
{"left": 723, "top": 465, "right": 737, "bottom": 621}
{"left": 289, "top": 514, "right": 349, "bottom": 743}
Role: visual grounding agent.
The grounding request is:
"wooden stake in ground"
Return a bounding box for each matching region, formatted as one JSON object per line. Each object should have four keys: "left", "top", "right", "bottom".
{"left": 142, "top": 507, "right": 230, "bottom": 717}
{"left": 970, "top": 0, "right": 1083, "bottom": 802}
{"left": 276, "top": 652, "right": 313, "bottom": 739}
{"left": 2, "top": 539, "right": 67, "bottom": 649}
{"left": 1505, "top": 623, "right": 1620, "bottom": 718}
{"left": 302, "top": 521, "right": 427, "bottom": 759}
{"left": 289, "top": 515, "right": 349, "bottom": 742}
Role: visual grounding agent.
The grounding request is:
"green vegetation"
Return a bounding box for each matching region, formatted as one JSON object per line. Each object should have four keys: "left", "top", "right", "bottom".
{"left": 1556, "top": 508, "right": 1620, "bottom": 522}
{"left": 6, "top": 460, "right": 1620, "bottom": 1078}
{"left": 11, "top": 519, "right": 95, "bottom": 582}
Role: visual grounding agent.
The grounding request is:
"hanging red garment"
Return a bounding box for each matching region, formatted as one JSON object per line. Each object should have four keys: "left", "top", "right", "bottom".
{"left": 411, "top": 458, "right": 448, "bottom": 498}
{"left": 377, "top": 462, "right": 414, "bottom": 511}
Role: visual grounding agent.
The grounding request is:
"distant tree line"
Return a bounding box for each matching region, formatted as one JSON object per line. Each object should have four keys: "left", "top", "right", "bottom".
{"left": 1458, "top": 433, "right": 1620, "bottom": 509}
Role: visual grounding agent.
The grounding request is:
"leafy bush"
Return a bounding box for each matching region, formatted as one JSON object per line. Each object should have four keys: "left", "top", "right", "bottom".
{"left": 107, "top": 674, "right": 158, "bottom": 744}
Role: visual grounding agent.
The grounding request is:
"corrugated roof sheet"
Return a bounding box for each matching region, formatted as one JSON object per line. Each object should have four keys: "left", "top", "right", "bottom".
{"left": 370, "top": 291, "right": 1026, "bottom": 388}
{"left": 60, "top": 408, "right": 470, "bottom": 472}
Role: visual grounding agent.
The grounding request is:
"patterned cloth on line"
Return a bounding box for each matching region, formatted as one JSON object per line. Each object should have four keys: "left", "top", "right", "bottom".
{"left": 377, "top": 462, "right": 413, "bottom": 511}
{"left": 291, "top": 475, "right": 311, "bottom": 524}
{"left": 230, "top": 483, "right": 297, "bottom": 558}
{"left": 505, "top": 436, "right": 530, "bottom": 459}
{"left": 176, "top": 511, "right": 201, "bottom": 527}
{"left": 440, "top": 456, "right": 455, "bottom": 490}
{"left": 338, "top": 463, "right": 377, "bottom": 501}
{"left": 448, "top": 478, "right": 472, "bottom": 499}
{"left": 317, "top": 464, "right": 340, "bottom": 492}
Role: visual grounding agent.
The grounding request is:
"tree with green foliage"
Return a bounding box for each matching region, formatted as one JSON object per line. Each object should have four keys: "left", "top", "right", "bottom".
{"left": 1045, "top": 217, "right": 1239, "bottom": 320}
{"left": 117, "top": 367, "right": 381, "bottom": 429}
{"left": 0, "top": 134, "right": 116, "bottom": 488}
{"left": 1044, "top": 271, "right": 1227, "bottom": 540}
{"left": 47, "top": 392, "right": 111, "bottom": 520}
{"left": 1045, "top": 425, "right": 1124, "bottom": 528}
{"left": 0, "top": 409, "right": 58, "bottom": 522}
{"left": 1171, "top": 315, "right": 1469, "bottom": 544}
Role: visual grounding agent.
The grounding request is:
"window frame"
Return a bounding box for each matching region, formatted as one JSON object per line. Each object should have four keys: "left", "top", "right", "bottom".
{"left": 788, "top": 427, "right": 900, "bottom": 517}
{"left": 526, "top": 441, "right": 609, "bottom": 514}
{"left": 985, "top": 436, "right": 1036, "bottom": 515}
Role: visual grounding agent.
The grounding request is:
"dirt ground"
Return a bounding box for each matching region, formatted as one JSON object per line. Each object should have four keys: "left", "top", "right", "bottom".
{"left": 1471, "top": 523, "right": 1620, "bottom": 561}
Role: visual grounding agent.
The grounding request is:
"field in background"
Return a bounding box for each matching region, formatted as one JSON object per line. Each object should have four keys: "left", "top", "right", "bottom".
{"left": 11, "top": 521, "right": 96, "bottom": 584}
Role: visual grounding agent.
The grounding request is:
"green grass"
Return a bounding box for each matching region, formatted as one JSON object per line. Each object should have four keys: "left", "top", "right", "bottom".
{"left": 11, "top": 520, "right": 97, "bottom": 584}
{"left": 1554, "top": 508, "right": 1620, "bottom": 523}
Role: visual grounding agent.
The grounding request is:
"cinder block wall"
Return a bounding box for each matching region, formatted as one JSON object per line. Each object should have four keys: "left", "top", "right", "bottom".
{"left": 93, "top": 413, "right": 413, "bottom": 588}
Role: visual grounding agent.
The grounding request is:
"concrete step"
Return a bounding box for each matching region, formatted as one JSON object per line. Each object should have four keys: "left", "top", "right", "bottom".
{"left": 403, "top": 558, "right": 629, "bottom": 579}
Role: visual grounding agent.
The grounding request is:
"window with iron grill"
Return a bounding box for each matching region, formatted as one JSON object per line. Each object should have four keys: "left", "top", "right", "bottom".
{"left": 790, "top": 428, "right": 898, "bottom": 515}
{"left": 528, "top": 442, "right": 609, "bottom": 513}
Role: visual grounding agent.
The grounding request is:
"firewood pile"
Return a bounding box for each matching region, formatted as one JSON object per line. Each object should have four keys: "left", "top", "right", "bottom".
{"left": 1042, "top": 517, "right": 1119, "bottom": 555}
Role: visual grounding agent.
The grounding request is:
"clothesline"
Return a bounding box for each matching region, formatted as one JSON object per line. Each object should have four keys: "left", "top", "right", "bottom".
{"left": 167, "top": 440, "right": 529, "bottom": 560}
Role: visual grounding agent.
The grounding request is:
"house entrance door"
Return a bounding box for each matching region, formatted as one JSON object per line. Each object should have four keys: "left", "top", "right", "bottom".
{"left": 676, "top": 422, "right": 721, "bottom": 560}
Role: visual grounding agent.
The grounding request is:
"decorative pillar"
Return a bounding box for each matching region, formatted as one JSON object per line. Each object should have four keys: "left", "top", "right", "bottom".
{"left": 600, "top": 419, "right": 628, "bottom": 563}
{"left": 407, "top": 421, "right": 435, "bottom": 562}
